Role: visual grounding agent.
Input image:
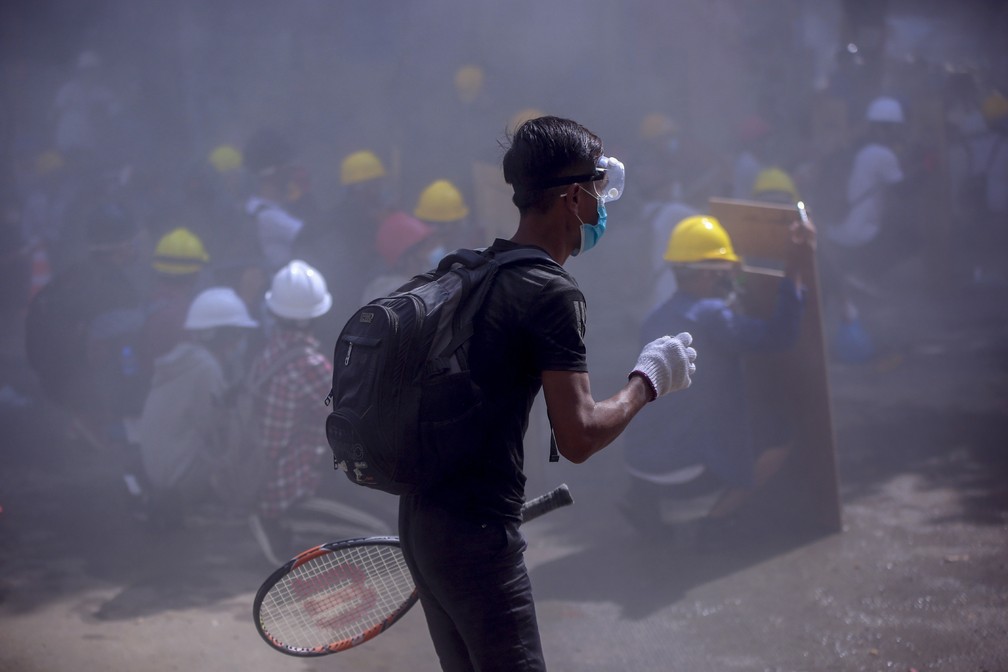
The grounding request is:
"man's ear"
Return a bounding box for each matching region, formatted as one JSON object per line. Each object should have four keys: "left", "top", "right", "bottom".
{"left": 561, "top": 186, "right": 580, "bottom": 215}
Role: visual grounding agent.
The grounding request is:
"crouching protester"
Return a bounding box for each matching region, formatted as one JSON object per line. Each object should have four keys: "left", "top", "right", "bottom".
{"left": 621, "top": 214, "right": 815, "bottom": 541}
{"left": 247, "top": 259, "right": 334, "bottom": 565}
{"left": 137, "top": 287, "right": 259, "bottom": 528}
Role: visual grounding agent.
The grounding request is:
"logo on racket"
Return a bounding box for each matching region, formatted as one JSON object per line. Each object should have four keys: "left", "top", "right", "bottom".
{"left": 291, "top": 563, "right": 378, "bottom": 630}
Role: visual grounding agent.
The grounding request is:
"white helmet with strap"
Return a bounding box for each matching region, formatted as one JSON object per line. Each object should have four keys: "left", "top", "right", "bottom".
{"left": 265, "top": 259, "right": 332, "bottom": 320}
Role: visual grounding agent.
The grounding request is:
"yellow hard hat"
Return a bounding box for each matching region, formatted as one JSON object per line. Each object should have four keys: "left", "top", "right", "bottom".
{"left": 508, "top": 108, "right": 546, "bottom": 135}
{"left": 153, "top": 227, "right": 210, "bottom": 275}
{"left": 208, "top": 145, "right": 243, "bottom": 174}
{"left": 639, "top": 113, "right": 679, "bottom": 141}
{"left": 664, "top": 215, "right": 740, "bottom": 264}
{"left": 414, "top": 179, "right": 469, "bottom": 222}
{"left": 982, "top": 91, "right": 1008, "bottom": 122}
{"left": 752, "top": 167, "right": 800, "bottom": 202}
{"left": 341, "top": 150, "right": 387, "bottom": 186}
{"left": 454, "top": 65, "right": 485, "bottom": 103}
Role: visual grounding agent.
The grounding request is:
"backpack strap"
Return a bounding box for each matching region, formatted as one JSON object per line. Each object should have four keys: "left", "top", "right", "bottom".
{"left": 441, "top": 246, "right": 563, "bottom": 463}
{"left": 487, "top": 245, "right": 559, "bottom": 269}
{"left": 437, "top": 246, "right": 559, "bottom": 357}
{"left": 436, "top": 247, "right": 488, "bottom": 272}
{"left": 489, "top": 246, "right": 562, "bottom": 462}
{"left": 436, "top": 245, "right": 559, "bottom": 273}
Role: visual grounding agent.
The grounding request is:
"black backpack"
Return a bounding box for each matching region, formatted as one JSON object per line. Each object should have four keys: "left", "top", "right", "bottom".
{"left": 324, "top": 246, "right": 558, "bottom": 495}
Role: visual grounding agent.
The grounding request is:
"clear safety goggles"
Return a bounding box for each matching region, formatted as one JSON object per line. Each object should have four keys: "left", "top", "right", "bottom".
{"left": 532, "top": 155, "right": 626, "bottom": 203}
{"left": 594, "top": 155, "right": 625, "bottom": 203}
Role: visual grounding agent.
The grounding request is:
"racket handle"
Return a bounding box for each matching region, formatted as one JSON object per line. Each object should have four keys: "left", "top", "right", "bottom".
{"left": 521, "top": 483, "right": 574, "bottom": 523}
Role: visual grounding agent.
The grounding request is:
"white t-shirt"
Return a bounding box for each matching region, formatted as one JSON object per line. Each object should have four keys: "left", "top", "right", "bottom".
{"left": 828, "top": 143, "right": 903, "bottom": 248}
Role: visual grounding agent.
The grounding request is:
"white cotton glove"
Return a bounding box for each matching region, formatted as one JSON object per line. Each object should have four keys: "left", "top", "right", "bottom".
{"left": 631, "top": 332, "right": 697, "bottom": 399}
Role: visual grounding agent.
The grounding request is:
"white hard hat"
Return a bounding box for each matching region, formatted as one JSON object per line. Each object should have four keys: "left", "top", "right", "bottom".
{"left": 866, "top": 96, "right": 905, "bottom": 124}
{"left": 184, "top": 287, "right": 259, "bottom": 330}
{"left": 265, "top": 259, "right": 332, "bottom": 320}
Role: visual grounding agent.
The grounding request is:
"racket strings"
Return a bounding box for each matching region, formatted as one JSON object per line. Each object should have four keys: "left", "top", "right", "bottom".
{"left": 260, "top": 544, "right": 415, "bottom": 650}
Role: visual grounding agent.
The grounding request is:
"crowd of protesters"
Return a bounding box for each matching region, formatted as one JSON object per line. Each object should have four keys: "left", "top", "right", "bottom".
{"left": 2, "top": 32, "right": 1005, "bottom": 560}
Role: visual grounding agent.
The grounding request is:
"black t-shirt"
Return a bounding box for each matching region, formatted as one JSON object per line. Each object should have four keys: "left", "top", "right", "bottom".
{"left": 432, "top": 239, "right": 588, "bottom": 522}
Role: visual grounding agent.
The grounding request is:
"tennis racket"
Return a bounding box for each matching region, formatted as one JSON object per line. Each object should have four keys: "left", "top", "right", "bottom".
{"left": 253, "top": 483, "right": 574, "bottom": 657}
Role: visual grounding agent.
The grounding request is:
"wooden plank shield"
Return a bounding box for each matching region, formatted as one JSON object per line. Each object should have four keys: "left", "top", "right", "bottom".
{"left": 709, "top": 197, "right": 842, "bottom": 534}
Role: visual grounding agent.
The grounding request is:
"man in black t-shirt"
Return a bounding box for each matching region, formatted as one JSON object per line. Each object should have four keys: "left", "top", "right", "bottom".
{"left": 398, "top": 116, "right": 698, "bottom": 672}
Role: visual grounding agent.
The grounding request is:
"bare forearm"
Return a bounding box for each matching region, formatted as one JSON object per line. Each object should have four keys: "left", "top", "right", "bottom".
{"left": 545, "top": 372, "right": 652, "bottom": 464}
{"left": 578, "top": 375, "right": 652, "bottom": 461}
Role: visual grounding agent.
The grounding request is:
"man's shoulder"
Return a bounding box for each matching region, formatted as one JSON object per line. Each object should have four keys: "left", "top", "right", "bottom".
{"left": 496, "top": 260, "right": 581, "bottom": 304}
{"left": 486, "top": 241, "right": 575, "bottom": 286}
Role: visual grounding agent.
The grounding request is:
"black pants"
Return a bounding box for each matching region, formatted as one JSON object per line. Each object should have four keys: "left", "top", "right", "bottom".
{"left": 398, "top": 495, "right": 546, "bottom": 672}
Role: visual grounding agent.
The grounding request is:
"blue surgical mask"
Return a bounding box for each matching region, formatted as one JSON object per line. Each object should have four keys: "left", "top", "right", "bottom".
{"left": 572, "top": 192, "right": 607, "bottom": 256}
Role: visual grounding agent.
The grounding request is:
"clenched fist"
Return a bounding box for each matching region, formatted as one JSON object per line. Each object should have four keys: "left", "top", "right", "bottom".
{"left": 630, "top": 332, "right": 697, "bottom": 399}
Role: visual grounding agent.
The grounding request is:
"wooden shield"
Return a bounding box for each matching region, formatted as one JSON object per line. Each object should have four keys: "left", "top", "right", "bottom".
{"left": 708, "top": 197, "right": 841, "bottom": 534}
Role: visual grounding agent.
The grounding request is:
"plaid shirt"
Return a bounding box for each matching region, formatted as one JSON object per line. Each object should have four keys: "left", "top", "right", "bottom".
{"left": 249, "top": 327, "right": 332, "bottom": 518}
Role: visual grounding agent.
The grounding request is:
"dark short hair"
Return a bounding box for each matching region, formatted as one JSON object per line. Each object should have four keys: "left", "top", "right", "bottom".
{"left": 502, "top": 116, "right": 603, "bottom": 214}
